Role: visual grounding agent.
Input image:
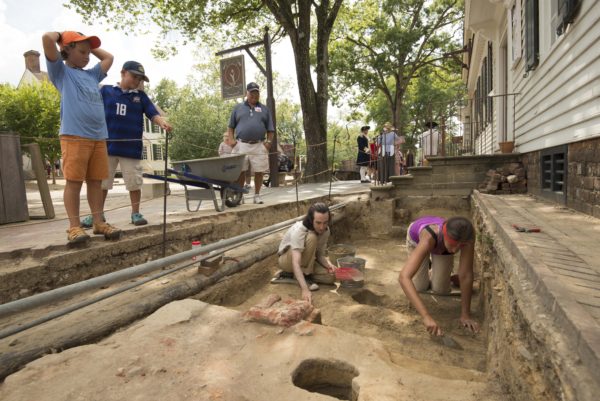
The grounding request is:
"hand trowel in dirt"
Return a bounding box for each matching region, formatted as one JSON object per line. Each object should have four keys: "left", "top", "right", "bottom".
{"left": 431, "top": 334, "right": 463, "bottom": 350}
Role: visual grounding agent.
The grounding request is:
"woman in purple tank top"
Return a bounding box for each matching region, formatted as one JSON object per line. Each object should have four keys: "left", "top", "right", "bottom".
{"left": 399, "top": 216, "right": 479, "bottom": 337}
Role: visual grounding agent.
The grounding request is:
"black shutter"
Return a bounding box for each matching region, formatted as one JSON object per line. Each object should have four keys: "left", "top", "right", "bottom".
{"left": 487, "top": 43, "right": 493, "bottom": 123}
{"left": 525, "top": 0, "right": 539, "bottom": 72}
{"left": 557, "top": 0, "right": 581, "bottom": 35}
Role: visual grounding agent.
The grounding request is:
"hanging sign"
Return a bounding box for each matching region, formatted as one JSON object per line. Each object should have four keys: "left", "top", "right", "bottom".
{"left": 220, "top": 55, "right": 246, "bottom": 100}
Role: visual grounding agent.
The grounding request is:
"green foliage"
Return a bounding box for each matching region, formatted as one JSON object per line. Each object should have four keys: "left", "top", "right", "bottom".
{"left": 0, "top": 81, "right": 61, "bottom": 165}
{"left": 148, "top": 78, "right": 181, "bottom": 112}
{"left": 276, "top": 100, "right": 303, "bottom": 145}
{"left": 157, "top": 78, "right": 305, "bottom": 162}
{"left": 168, "top": 90, "right": 235, "bottom": 161}
{"left": 67, "top": 0, "right": 344, "bottom": 182}
{"left": 327, "top": 123, "right": 360, "bottom": 168}
{"left": 330, "top": 0, "right": 465, "bottom": 133}
{"left": 67, "top": 0, "right": 277, "bottom": 56}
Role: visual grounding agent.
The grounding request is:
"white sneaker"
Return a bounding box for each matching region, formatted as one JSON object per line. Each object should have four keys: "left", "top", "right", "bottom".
{"left": 253, "top": 194, "right": 264, "bottom": 204}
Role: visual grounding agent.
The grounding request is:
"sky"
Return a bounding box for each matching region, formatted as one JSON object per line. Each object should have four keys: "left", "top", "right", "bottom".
{"left": 0, "top": 0, "right": 297, "bottom": 96}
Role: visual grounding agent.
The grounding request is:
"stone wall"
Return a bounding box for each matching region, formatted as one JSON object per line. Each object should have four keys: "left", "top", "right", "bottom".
{"left": 523, "top": 137, "right": 600, "bottom": 217}
{"left": 567, "top": 139, "right": 600, "bottom": 218}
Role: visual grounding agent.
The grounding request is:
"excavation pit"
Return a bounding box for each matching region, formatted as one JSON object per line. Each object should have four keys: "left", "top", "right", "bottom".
{"left": 291, "top": 358, "right": 359, "bottom": 400}
{"left": 0, "top": 194, "right": 597, "bottom": 401}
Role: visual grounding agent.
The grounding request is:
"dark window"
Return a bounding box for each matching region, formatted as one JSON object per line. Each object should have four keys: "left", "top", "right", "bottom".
{"left": 142, "top": 146, "right": 148, "bottom": 160}
{"left": 473, "top": 42, "right": 494, "bottom": 138}
{"left": 525, "top": 0, "right": 539, "bottom": 72}
{"left": 487, "top": 43, "right": 493, "bottom": 123}
{"left": 152, "top": 144, "right": 164, "bottom": 160}
{"left": 540, "top": 145, "right": 567, "bottom": 204}
{"left": 553, "top": 0, "right": 581, "bottom": 36}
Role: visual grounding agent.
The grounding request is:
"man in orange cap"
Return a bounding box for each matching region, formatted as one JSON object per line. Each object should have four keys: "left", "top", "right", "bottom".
{"left": 42, "top": 30, "right": 121, "bottom": 245}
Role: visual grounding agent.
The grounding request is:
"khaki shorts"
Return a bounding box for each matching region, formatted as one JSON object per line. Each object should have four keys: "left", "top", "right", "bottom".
{"left": 405, "top": 224, "right": 454, "bottom": 294}
{"left": 278, "top": 232, "right": 334, "bottom": 284}
{"left": 236, "top": 141, "right": 269, "bottom": 174}
{"left": 102, "top": 156, "right": 144, "bottom": 191}
{"left": 60, "top": 135, "right": 108, "bottom": 181}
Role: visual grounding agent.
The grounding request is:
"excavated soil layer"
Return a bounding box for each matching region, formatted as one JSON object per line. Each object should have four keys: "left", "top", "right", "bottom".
{"left": 194, "top": 238, "right": 489, "bottom": 373}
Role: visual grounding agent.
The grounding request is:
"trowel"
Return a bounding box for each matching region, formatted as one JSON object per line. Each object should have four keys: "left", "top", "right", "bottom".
{"left": 431, "top": 333, "right": 463, "bottom": 350}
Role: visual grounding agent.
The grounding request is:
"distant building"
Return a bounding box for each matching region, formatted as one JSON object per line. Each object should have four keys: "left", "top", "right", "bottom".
{"left": 18, "top": 50, "right": 170, "bottom": 176}
{"left": 18, "top": 50, "right": 49, "bottom": 88}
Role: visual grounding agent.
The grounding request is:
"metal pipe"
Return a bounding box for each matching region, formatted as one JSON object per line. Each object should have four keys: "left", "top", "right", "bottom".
{"left": 0, "top": 222, "right": 292, "bottom": 340}
{"left": 0, "top": 203, "right": 346, "bottom": 318}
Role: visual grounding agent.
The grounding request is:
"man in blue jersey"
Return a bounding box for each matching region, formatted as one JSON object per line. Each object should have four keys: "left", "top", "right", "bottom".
{"left": 81, "top": 61, "right": 172, "bottom": 227}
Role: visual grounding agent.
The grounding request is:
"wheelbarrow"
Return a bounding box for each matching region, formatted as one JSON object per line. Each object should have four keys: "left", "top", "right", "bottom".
{"left": 143, "top": 154, "right": 248, "bottom": 212}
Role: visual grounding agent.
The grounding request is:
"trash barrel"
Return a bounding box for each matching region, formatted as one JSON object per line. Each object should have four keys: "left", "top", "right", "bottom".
{"left": 327, "top": 244, "right": 356, "bottom": 263}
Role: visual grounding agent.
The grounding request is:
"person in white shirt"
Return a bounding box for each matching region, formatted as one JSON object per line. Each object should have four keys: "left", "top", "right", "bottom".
{"left": 420, "top": 121, "right": 439, "bottom": 164}
{"left": 274, "top": 203, "right": 337, "bottom": 304}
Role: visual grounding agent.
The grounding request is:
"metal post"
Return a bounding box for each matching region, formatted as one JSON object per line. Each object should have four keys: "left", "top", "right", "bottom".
{"left": 162, "top": 132, "right": 169, "bottom": 258}
{"left": 441, "top": 115, "right": 446, "bottom": 157}
{"left": 329, "top": 132, "right": 337, "bottom": 201}
{"left": 264, "top": 28, "right": 279, "bottom": 187}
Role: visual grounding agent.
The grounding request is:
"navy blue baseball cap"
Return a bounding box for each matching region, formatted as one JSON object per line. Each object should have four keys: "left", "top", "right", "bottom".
{"left": 123, "top": 61, "right": 149, "bottom": 82}
{"left": 246, "top": 82, "right": 260, "bottom": 92}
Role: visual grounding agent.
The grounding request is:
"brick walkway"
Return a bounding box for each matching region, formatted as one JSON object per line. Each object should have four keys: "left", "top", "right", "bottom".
{"left": 476, "top": 193, "right": 600, "bottom": 376}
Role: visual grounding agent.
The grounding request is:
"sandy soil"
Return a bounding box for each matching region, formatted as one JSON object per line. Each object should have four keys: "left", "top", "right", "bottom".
{"left": 199, "top": 238, "right": 489, "bottom": 373}
{"left": 0, "top": 238, "right": 506, "bottom": 400}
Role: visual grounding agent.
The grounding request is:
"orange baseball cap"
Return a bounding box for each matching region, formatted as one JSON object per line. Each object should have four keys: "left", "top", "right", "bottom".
{"left": 60, "top": 31, "right": 101, "bottom": 49}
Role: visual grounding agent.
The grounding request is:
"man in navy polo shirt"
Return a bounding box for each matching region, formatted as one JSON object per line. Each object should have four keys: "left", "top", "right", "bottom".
{"left": 227, "top": 82, "right": 274, "bottom": 204}
{"left": 81, "top": 61, "right": 172, "bottom": 228}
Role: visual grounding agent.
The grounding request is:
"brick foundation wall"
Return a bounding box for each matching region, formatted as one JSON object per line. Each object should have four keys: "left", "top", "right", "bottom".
{"left": 567, "top": 138, "right": 600, "bottom": 218}
{"left": 522, "top": 151, "right": 540, "bottom": 197}
{"left": 523, "top": 138, "right": 600, "bottom": 217}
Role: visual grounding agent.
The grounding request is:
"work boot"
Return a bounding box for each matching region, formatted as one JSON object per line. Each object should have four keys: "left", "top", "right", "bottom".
{"left": 66, "top": 226, "right": 90, "bottom": 245}
{"left": 131, "top": 212, "right": 148, "bottom": 226}
{"left": 80, "top": 213, "right": 105, "bottom": 229}
{"left": 93, "top": 222, "right": 122, "bottom": 240}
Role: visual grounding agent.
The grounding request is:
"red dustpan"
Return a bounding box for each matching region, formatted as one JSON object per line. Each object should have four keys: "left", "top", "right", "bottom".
{"left": 335, "top": 267, "right": 364, "bottom": 281}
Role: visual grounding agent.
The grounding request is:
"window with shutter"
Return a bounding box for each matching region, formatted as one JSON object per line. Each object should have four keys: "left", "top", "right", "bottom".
{"left": 553, "top": 0, "right": 581, "bottom": 38}
{"left": 511, "top": 2, "right": 522, "bottom": 63}
{"left": 152, "top": 144, "right": 163, "bottom": 161}
{"left": 525, "top": 0, "right": 539, "bottom": 72}
{"left": 487, "top": 43, "right": 493, "bottom": 123}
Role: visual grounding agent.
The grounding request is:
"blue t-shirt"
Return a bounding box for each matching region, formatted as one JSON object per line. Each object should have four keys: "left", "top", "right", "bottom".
{"left": 228, "top": 100, "right": 274, "bottom": 142}
{"left": 46, "top": 57, "right": 108, "bottom": 139}
{"left": 101, "top": 85, "right": 159, "bottom": 159}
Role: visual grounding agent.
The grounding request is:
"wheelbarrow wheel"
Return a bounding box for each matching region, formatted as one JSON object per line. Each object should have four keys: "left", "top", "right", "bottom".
{"left": 223, "top": 188, "right": 243, "bottom": 208}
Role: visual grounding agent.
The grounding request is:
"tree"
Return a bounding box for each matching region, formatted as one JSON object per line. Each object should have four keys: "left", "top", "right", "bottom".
{"left": 168, "top": 90, "right": 234, "bottom": 161}
{"left": 330, "top": 0, "right": 464, "bottom": 134}
{"left": 68, "top": 0, "right": 344, "bottom": 182}
{"left": 0, "top": 82, "right": 61, "bottom": 182}
{"left": 365, "top": 64, "right": 465, "bottom": 148}
{"left": 148, "top": 78, "right": 181, "bottom": 113}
